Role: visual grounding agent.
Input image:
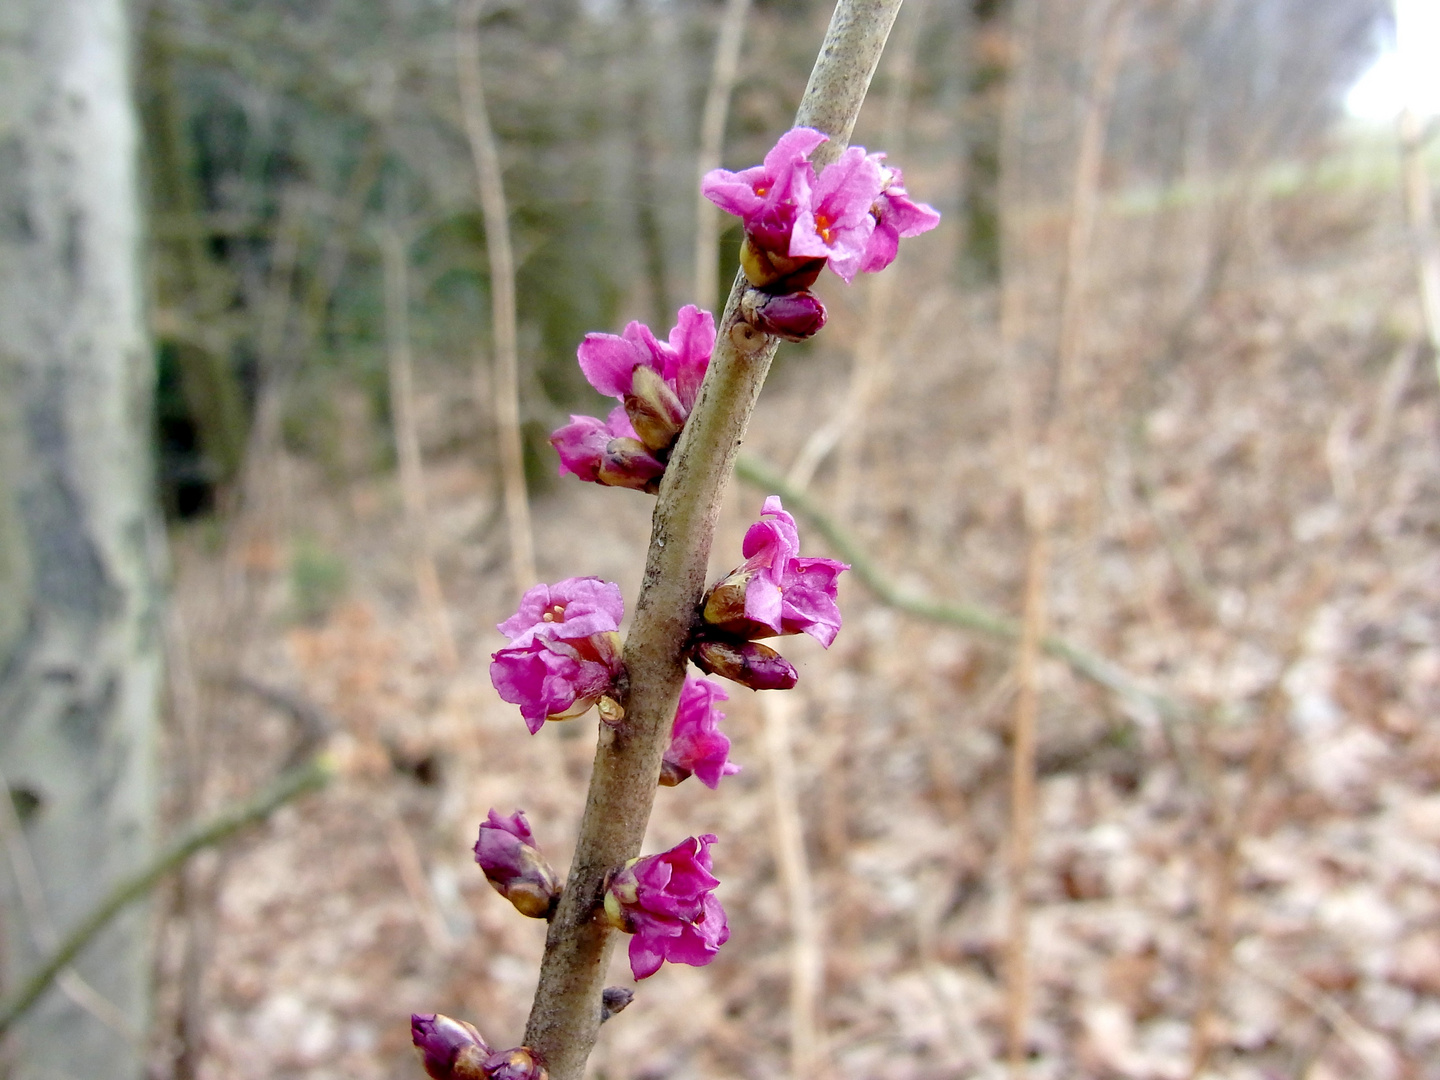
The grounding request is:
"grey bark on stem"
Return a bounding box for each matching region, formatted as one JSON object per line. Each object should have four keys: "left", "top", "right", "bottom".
{"left": 520, "top": 3, "right": 904, "bottom": 1077}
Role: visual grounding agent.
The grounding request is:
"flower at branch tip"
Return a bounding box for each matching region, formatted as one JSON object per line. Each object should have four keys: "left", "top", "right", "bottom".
{"left": 859, "top": 160, "right": 942, "bottom": 275}
{"left": 603, "top": 834, "right": 730, "bottom": 980}
{"left": 693, "top": 638, "right": 799, "bottom": 691}
{"left": 550, "top": 406, "right": 666, "bottom": 493}
{"left": 703, "top": 496, "right": 848, "bottom": 648}
{"left": 473, "top": 809, "right": 562, "bottom": 920}
{"left": 481, "top": 1047, "right": 548, "bottom": 1080}
{"left": 576, "top": 305, "right": 715, "bottom": 458}
{"left": 412, "top": 1014, "right": 490, "bottom": 1080}
{"left": 661, "top": 676, "right": 740, "bottom": 789}
{"left": 705, "top": 127, "right": 939, "bottom": 288}
{"left": 489, "top": 577, "right": 625, "bottom": 733}
{"left": 739, "top": 288, "right": 827, "bottom": 342}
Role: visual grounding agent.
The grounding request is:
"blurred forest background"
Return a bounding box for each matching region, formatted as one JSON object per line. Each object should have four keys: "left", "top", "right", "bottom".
{"left": 16, "top": 0, "right": 1440, "bottom": 1076}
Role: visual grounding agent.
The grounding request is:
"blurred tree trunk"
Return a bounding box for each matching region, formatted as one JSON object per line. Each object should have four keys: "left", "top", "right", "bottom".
{"left": 0, "top": 0, "right": 164, "bottom": 1078}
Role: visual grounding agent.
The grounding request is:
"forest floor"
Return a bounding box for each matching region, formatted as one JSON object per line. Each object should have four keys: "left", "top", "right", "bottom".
{"left": 154, "top": 173, "right": 1440, "bottom": 1080}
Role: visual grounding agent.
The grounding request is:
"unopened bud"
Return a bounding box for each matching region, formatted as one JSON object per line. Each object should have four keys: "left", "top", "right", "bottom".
{"left": 624, "top": 365, "right": 687, "bottom": 455}
{"left": 740, "top": 289, "right": 827, "bottom": 342}
{"left": 598, "top": 438, "right": 666, "bottom": 493}
{"left": 412, "top": 1014, "right": 491, "bottom": 1080}
{"left": 700, "top": 571, "right": 766, "bottom": 639}
{"left": 482, "top": 1046, "right": 548, "bottom": 1080}
{"left": 597, "top": 695, "right": 625, "bottom": 727}
{"left": 600, "top": 986, "right": 634, "bottom": 1023}
{"left": 693, "top": 638, "right": 798, "bottom": 691}
{"left": 658, "top": 759, "right": 690, "bottom": 787}
{"left": 474, "top": 810, "right": 562, "bottom": 920}
{"left": 739, "top": 235, "right": 826, "bottom": 293}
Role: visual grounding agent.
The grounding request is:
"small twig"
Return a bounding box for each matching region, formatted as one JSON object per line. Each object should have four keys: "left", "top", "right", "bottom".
{"left": 789, "top": 0, "right": 929, "bottom": 503}
{"left": 1004, "top": 520, "right": 1047, "bottom": 1077}
{"left": 380, "top": 218, "right": 460, "bottom": 672}
{"left": 759, "top": 692, "right": 824, "bottom": 1080}
{"left": 0, "top": 766, "right": 138, "bottom": 1041}
{"left": 1399, "top": 106, "right": 1440, "bottom": 387}
{"left": 693, "top": 0, "right": 753, "bottom": 310}
{"left": 1232, "top": 942, "right": 1396, "bottom": 1080}
{"left": 455, "top": 0, "right": 537, "bottom": 596}
{"left": 735, "top": 453, "right": 1191, "bottom": 727}
{"left": 0, "top": 757, "right": 332, "bottom": 1037}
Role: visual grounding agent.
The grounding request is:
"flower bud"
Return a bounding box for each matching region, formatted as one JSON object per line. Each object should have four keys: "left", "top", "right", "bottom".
{"left": 740, "top": 289, "right": 827, "bottom": 342}
{"left": 598, "top": 437, "right": 666, "bottom": 493}
{"left": 474, "top": 810, "right": 562, "bottom": 920}
{"left": 624, "top": 364, "right": 688, "bottom": 456}
{"left": 739, "top": 235, "right": 826, "bottom": 293}
{"left": 412, "top": 1014, "right": 491, "bottom": 1080}
{"left": 600, "top": 986, "right": 634, "bottom": 1022}
{"left": 481, "top": 1047, "right": 548, "bottom": 1080}
{"left": 693, "top": 638, "right": 798, "bottom": 691}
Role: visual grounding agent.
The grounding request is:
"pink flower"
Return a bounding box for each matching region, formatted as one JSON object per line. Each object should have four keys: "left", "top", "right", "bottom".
{"left": 788, "top": 146, "right": 885, "bottom": 282}
{"left": 412, "top": 1014, "right": 490, "bottom": 1080}
{"left": 702, "top": 127, "right": 826, "bottom": 253}
{"left": 705, "top": 128, "right": 939, "bottom": 288}
{"left": 859, "top": 161, "right": 942, "bottom": 274}
{"left": 703, "top": 496, "right": 848, "bottom": 648}
{"left": 576, "top": 305, "right": 715, "bottom": 454}
{"left": 603, "top": 834, "right": 729, "bottom": 980}
{"left": 474, "top": 809, "right": 561, "bottom": 919}
{"left": 550, "top": 405, "right": 666, "bottom": 492}
{"left": 489, "top": 578, "right": 624, "bottom": 733}
{"left": 661, "top": 677, "right": 739, "bottom": 789}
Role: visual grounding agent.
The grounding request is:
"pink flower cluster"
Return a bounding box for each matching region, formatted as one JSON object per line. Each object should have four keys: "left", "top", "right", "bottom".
{"left": 417, "top": 123, "right": 929, "bottom": 1061}
{"left": 550, "top": 305, "right": 715, "bottom": 492}
{"left": 488, "top": 578, "right": 624, "bottom": 733}
{"left": 694, "top": 496, "right": 848, "bottom": 691}
{"left": 703, "top": 126, "right": 940, "bottom": 289}
{"left": 603, "top": 834, "right": 730, "bottom": 980}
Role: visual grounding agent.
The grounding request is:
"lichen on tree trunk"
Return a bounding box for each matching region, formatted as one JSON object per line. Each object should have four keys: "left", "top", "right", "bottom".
{"left": 0, "top": 0, "right": 165, "bottom": 1077}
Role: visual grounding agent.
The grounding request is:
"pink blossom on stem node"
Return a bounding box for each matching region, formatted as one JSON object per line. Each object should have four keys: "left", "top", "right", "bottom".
{"left": 576, "top": 305, "right": 715, "bottom": 454}
{"left": 661, "top": 677, "right": 739, "bottom": 789}
{"left": 603, "top": 834, "right": 730, "bottom": 980}
{"left": 489, "top": 578, "right": 624, "bottom": 732}
{"left": 701, "top": 127, "right": 826, "bottom": 254}
{"left": 703, "top": 496, "right": 848, "bottom": 648}
{"left": 859, "top": 160, "right": 942, "bottom": 274}
{"left": 412, "top": 1014, "right": 490, "bottom": 1080}
{"left": 788, "top": 146, "right": 885, "bottom": 282}
{"left": 550, "top": 405, "right": 665, "bottom": 492}
{"left": 474, "top": 809, "right": 561, "bottom": 919}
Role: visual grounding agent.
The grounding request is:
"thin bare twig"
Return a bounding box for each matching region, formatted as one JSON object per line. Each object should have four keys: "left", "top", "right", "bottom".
{"left": 1399, "top": 108, "right": 1440, "bottom": 386}
{"left": 734, "top": 453, "right": 1190, "bottom": 726}
{"left": 520, "top": 6, "right": 905, "bottom": 1076}
{"left": 0, "top": 758, "right": 332, "bottom": 1036}
{"left": 455, "top": 0, "right": 537, "bottom": 596}
{"left": 788, "top": 0, "right": 929, "bottom": 503}
{"left": 380, "top": 221, "right": 460, "bottom": 672}
{"left": 759, "top": 692, "right": 824, "bottom": 1080}
{"left": 693, "top": 0, "right": 753, "bottom": 310}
